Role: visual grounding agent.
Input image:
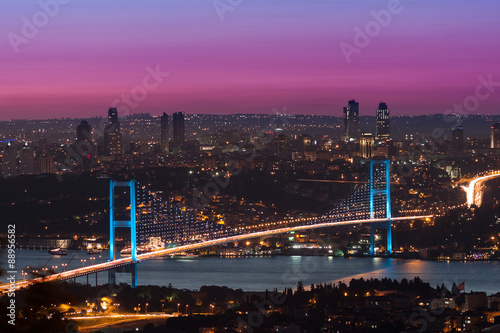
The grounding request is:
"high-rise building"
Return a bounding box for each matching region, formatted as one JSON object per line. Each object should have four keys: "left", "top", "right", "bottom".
{"left": 39, "top": 137, "right": 48, "bottom": 155}
{"left": 19, "top": 146, "right": 35, "bottom": 175}
{"left": 2, "top": 144, "right": 18, "bottom": 177}
{"left": 274, "top": 134, "right": 288, "bottom": 155}
{"left": 343, "top": 100, "right": 359, "bottom": 141}
{"left": 376, "top": 102, "right": 390, "bottom": 142}
{"left": 452, "top": 126, "right": 464, "bottom": 152}
{"left": 172, "top": 112, "right": 185, "bottom": 146}
{"left": 104, "top": 108, "right": 123, "bottom": 156}
{"left": 77, "top": 120, "right": 92, "bottom": 142}
{"left": 108, "top": 108, "right": 118, "bottom": 125}
{"left": 491, "top": 123, "right": 500, "bottom": 149}
{"left": 360, "top": 133, "right": 374, "bottom": 159}
{"left": 160, "top": 113, "right": 169, "bottom": 153}
{"left": 38, "top": 156, "right": 54, "bottom": 174}
{"left": 300, "top": 134, "right": 312, "bottom": 151}
{"left": 76, "top": 120, "right": 94, "bottom": 167}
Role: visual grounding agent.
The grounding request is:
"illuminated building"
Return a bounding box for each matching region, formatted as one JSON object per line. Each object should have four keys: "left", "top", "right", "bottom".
{"left": 76, "top": 120, "right": 94, "bottom": 168}
{"left": 452, "top": 126, "right": 464, "bottom": 151}
{"left": 490, "top": 123, "right": 500, "bottom": 148}
{"left": 173, "top": 112, "right": 185, "bottom": 146}
{"left": 375, "top": 102, "right": 390, "bottom": 142}
{"left": 360, "top": 133, "right": 374, "bottom": 159}
{"left": 104, "top": 108, "right": 123, "bottom": 156}
{"left": 343, "top": 99, "right": 359, "bottom": 141}
{"left": 160, "top": 112, "right": 169, "bottom": 153}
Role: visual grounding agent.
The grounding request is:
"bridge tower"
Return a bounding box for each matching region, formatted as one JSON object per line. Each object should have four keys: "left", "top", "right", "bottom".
{"left": 369, "top": 159, "right": 392, "bottom": 254}
{"left": 109, "top": 180, "right": 138, "bottom": 287}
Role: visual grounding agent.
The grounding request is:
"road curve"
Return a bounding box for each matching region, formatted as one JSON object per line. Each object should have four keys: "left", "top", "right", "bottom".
{"left": 463, "top": 171, "right": 500, "bottom": 207}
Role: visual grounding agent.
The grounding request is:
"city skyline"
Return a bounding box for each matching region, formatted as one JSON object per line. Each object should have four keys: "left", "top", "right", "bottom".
{"left": 1, "top": 0, "right": 499, "bottom": 120}
{"left": 3, "top": 2, "right": 500, "bottom": 332}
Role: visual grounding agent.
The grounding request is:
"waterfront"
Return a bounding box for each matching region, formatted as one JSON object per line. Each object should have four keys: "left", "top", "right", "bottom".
{"left": 4, "top": 249, "right": 500, "bottom": 294}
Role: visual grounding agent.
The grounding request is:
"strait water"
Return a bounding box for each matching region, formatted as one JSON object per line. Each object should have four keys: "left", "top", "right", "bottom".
{"left": 3, "top": 250, "right": 500, "bottom": 294}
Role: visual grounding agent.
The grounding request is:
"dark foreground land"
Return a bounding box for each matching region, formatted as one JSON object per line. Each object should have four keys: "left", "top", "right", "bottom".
{"left": 1, "top": 276, "right": 500, "bottom": 333}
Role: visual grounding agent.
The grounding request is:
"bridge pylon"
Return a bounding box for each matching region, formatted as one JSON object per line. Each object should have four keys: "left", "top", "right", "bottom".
{"left": 109, "top": 180, "right": 138, "bottom": 287}
{"left": 369, "top": 159, "right": 392, "bottom": 254}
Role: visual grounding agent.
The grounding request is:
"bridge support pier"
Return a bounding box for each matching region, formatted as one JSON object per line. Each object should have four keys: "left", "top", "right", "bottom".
{"left": 107, "top": 264, "right": 137, "bottom": 287}
{"left": 109, "top": 269, "right": 116, "bottom": 285}
{"left": 370, "top": 221, "right": 392, "bottom": 255}
{"left": 131, "top": 263, "right": 137, "bottom": 288}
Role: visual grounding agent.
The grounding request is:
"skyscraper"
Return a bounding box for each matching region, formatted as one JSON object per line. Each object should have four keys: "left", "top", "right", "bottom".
{"left": 108, "top": 107, "right": 118, "bottom": 125}
{"left": 38, "top": 156, "right": 54, "bottom": 174}
{"left": 491, "top": 123, "right": 500, "bottom": 148}
{"left": 376, "top": 102, "right": 390, "bottom": 142}
{"left": 76, "top": 120, "right": 94, "bottom": 167}
{"left": 452, "top": 126, "right": 464, "bottom": 152}
{"left": 343, "top": 100, "right": 359, "bottom": 141}
{"left": 19, "top": 145, "right": 35, "bottom": 175}
{"left": 77, "top": 120, "right": 92, "bottom": 142}
{"left": 39, "top": 137, "right": 48, "bottom": 156}
{"left": 104, "top": 108, "right": 123, "bottom": 156}
{"left": 172, "top": 112, "right": 185, "bottom": 146}
{"left": 2, "top": 144, "right": 18, "bottom": 177}
{"left": 360, "top": 133, "right": 374, "bottom": 159}
{"left": 160, "top": 113, "right": 169, "bottom": 153}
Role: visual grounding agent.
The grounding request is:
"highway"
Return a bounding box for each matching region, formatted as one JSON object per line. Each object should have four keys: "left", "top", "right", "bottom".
{"left": 462, "top": 171, "right": 500, "bottom": 207}
{"left": 0, "top": 215, "right": 431, "bottom": 293}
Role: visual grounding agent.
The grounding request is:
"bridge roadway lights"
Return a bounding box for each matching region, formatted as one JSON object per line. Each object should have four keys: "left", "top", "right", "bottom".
{"left": 109, "top": 180, "right": 138, "bottom": 287}
{"left": 369, "top": 159, "right": 392, "bottom": 255}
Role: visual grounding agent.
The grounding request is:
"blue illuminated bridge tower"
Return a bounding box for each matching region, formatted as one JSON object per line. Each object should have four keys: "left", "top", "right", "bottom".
{"left": 106, "top": 159, "right": 393, "bottom": 287}
{"left": 109, "top": 180, "right": 138, "bottom": 287}
{"left": 369, "top": 159, "right": 392, "bottom": 254}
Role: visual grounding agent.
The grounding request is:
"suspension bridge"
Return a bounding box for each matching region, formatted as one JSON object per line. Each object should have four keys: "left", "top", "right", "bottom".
{"left": 1, "top": 159, "right": 432, "bottom": 292}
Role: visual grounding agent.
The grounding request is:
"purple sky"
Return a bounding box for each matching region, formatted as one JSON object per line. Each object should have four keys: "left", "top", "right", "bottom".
{"left": 0, "top": 0, "right": 499, "bottom": 120}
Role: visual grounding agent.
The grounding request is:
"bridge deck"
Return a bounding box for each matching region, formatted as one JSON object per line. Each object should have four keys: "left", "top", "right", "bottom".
{"left": 0, "top": 215, "right": 431, "bottom": 293}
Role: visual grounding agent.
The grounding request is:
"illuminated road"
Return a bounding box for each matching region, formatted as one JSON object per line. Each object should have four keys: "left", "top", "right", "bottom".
{"left": 72, "top": 313, "right": 177, "bottom": 333}
{"left": 462, "top": 171, "right": 500, "bottom": 207}
{"left": 0, "top": 215, "right": 431, "bottom": 293}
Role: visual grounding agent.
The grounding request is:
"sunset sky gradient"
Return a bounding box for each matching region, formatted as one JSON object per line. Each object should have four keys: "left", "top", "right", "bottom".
{"left": 0, "top": 0, "right": 499, "bottom": 120}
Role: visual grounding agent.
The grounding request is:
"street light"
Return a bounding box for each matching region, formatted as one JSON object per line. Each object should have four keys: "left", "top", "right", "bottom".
{"left": 177, "top": 303, "right": 180, "bottom": 312}
{"left": 210, "top": 304, "right": 214, "bottom": 314}
{"left": 185, "top": 304, "right": 188, "bottom": 315}
{"left": 145, "top": 303, "right": 148, "bottom": 314}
